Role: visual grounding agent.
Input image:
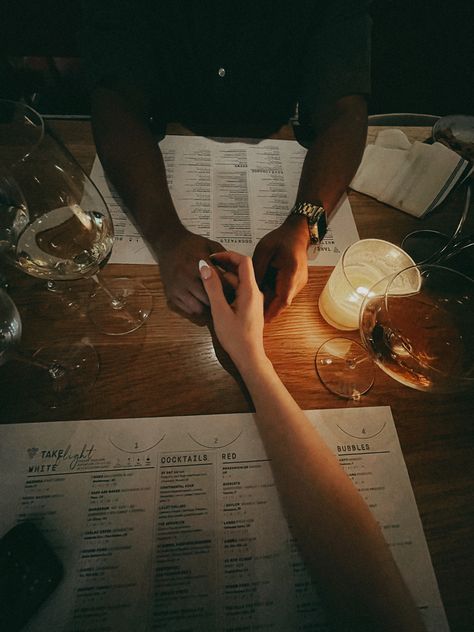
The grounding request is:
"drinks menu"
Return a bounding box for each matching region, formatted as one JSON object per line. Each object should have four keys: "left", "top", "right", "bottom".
{"left": 0, "top": 407, "right": 449, "bottom": 631}
{"left": 90, "top": 136, "right": 359, "bottom": 266}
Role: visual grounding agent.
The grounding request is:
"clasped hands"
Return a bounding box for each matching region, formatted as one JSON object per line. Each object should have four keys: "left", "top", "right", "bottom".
{"left": 157, "top": 214, "right": 310, "bottom": 322}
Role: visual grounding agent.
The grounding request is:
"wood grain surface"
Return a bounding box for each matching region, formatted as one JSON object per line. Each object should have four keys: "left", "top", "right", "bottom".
{"left": 1, "top": 122, "right": 472, "bottom": 632}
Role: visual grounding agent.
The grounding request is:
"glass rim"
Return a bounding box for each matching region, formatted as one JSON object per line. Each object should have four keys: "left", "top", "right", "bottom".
{"left": 361, "top": 263, "right": 474, "bottom": 383}
{"left": 341, "top": 238, "right": 417, "bottom": 293}
{"left": 0, "top": 98, "right": 45, "bottom": 164}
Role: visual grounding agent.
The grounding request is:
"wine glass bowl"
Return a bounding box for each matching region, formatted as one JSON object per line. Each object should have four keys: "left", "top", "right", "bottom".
{"left": 0, "top": 285, "right": 22, "bottom": 367}
{"left": 0, "top": 99, "right": 152, "bottom": 334}
{"left": 1, "top": 102, "right": 114, "bottom": 281}
{"left": 360, "top": 265, "right": 474, "bottom": 393}
{"left": 0, "top": 99, "right": 44, "bottom": 166}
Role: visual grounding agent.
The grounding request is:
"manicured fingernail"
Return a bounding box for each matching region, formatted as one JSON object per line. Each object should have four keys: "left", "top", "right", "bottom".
{"left": 198, "top": 259, "right": 211, "bottom": 279}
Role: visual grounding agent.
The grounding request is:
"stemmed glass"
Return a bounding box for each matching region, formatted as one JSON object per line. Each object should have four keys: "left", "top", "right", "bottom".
{"left": 359, "top": 265, "right": 474, "bottom": 393}
{"left": 315, "top": 239, "right": 416, "bottom": 399}
{"left": 401, "top": 115, "right": 474, "bottom": 276}
{"left": 0, "top": 288, "right": 98, "bottom": 407}
{"left": 316, "top": 263, "right": 474, "bottom": 397}
{"left": 401, "top": 183, "right": 473, "bottom": 275}
{"left": 0, "top": 99, "right": 152, "bottom": 335}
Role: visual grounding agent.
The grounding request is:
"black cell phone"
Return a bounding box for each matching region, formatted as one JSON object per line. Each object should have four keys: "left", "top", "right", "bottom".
{"left": 0, "top": 521, "right": 63, "bottom": 631}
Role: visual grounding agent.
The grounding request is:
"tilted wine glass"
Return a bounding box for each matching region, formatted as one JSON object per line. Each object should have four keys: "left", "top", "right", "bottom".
{"left": 401, "top": 183, "right": 473, "bottom": 275}
{"left": 359, "top": 264, "right": 474, "bottom": 393}
{"left": 0, "top": 99, "right": 152, "bottom": 335}
{"left": 315, "top": 239, "right": 417, "bottom": 399}
{"left": 316, "top": 262, "right": 474, "bottom": 397}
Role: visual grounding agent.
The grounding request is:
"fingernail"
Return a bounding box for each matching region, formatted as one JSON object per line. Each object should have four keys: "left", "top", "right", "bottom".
{"left": 198, "top": 259, "right": 211, "bottom": 279}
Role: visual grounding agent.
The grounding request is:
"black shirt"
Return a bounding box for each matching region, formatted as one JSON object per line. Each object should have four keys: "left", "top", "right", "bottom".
{"left": 81, "top": 1, "right": 372, "bottom": 128}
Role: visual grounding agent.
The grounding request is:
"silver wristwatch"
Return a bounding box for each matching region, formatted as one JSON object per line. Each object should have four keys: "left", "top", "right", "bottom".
{"left": 289, "top": 201, "right": 327, "bottom": 244}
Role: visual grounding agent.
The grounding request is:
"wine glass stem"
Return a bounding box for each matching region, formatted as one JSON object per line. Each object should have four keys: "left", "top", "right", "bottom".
{"left": 346, "top": 355, "right": 370, "bottom": 369}
{"left": 8, "top": 348, "right": 61, "bottom": 375}
{"left": 91, "top": 274, "right": 125, "bottom": 310}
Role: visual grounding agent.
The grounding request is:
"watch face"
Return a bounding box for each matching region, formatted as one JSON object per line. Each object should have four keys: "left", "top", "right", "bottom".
{"left": 290, "top": 202, "right": 327, "bottom": 243}
{"left": 309, "top": 208, "right": 327, "bottom": 243}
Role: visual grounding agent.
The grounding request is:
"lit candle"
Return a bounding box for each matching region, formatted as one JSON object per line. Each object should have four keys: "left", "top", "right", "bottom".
{"left": 318, "top": 239, "right": 416, "bottom": 330}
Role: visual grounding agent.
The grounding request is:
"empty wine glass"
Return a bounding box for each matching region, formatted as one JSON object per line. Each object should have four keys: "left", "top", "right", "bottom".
{"left": 401, "top": 183, "right": 473, "bottom": 275}
{"left": 0, "top": 288, "right": 99, "bottom": 407}
{"left": 0, "top": 99, "right": 152, "bottom": 335}
{"left": 360, "top": 265, "right": 474, "bottom": 393}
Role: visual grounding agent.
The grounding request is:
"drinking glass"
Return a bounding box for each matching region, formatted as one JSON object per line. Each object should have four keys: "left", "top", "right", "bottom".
{"left": 0, "top": 99, "right": 152, "bottom": 335}
{"left": 0, "top": 288, "right": 98, "bottom": 407}
{"left": 360, "top": 265, "right": 474, "bottom": 393}
{"left": 318, "top": 239, "right": 417, "bottom": 330}
{"left": 315, "top": 239, "right": 417, "bottom": 398}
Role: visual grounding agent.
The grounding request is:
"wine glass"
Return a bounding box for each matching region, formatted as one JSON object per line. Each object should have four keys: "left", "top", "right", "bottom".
{"left": 0, "top": 99, "right": 152, "bottom": 335}
{"left": 315, "top": 239, "right": 417, "bottom": 399}
{"left": 401, "top": 182, "right": 473, "bottom": 275}
{"left": 360, "top": 265, "right": 474, "bottom": 393}
{"left": 432, "top": 114, "right": 474, "bottom": 162}
{"left": 0, "top": 288, "right": 99, "bottom": 408}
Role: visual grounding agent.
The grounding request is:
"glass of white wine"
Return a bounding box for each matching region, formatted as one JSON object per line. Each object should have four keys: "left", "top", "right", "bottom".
{"left": 0, "top": 288, "right": 98, "bottom": 408}
{"left": 0, "top": 99, "right": 152, "bottom": 335}
{"left": 360, "top": 264, "right": 474, "bottom": 393}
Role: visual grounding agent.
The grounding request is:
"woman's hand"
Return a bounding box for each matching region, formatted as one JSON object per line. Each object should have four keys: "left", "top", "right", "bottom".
{"left": 198, "top": 251, "right": 266, "bottom": 369}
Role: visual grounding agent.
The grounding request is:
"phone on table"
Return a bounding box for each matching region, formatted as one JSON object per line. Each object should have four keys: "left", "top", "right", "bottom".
{"left": 0, "top": 521, "right": 63, "bottom": 631}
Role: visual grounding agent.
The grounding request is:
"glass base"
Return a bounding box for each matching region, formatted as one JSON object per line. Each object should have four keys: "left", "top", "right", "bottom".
{"left": 88, "top": 277, "right": 153, "bottom": 336}
{"left": 39, "top": 278, "right": 92, "bottom": 318}
{"left": 31, "top": 340, "right": 99, "bottom": 409}
{"left": 315, "top": 337, "right": 375, "bottom": 400}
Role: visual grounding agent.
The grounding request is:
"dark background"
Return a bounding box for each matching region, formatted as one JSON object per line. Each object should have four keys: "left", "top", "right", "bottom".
{"left": 0, "top": 0, "right": 473, "bottom": 116}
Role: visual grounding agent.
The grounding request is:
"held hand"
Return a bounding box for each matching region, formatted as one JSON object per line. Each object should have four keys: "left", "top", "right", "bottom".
{"left": 198, "top": 252, "right": 265, "bottom": 368}
{"left": 157, "top": 228, "right": 225, "bottom": 315}
{"left": 252, "top": 216, "right": 309, "bottom": 321}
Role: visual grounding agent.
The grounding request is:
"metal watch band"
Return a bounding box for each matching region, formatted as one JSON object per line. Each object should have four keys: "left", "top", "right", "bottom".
{"left": 289, "top": 201, "right": 327, "bottom": 244}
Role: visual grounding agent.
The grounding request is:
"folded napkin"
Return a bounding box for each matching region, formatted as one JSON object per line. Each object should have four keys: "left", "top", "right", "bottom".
{"left": 350, "top": 129, "right": 472, "bottom": 217}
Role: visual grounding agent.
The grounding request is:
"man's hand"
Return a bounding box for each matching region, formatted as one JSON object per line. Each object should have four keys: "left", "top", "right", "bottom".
{"left": 252, "top": 215, "right": 309, "bottom": 321}
{"left": 157, "top": 228, "right": 226, "bottom": 316}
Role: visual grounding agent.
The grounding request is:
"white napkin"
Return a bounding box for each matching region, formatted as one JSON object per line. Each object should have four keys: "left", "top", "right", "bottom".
{"left": 350, "top": 129, "right": 472, "bottom": 217}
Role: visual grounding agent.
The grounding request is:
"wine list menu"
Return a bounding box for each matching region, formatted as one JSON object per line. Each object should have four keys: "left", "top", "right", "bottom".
{"left": 0, "top": 407, "right": 449, "bottom": 631}
{"left": 90, "top": 135, "right": 359, "bottom": 266}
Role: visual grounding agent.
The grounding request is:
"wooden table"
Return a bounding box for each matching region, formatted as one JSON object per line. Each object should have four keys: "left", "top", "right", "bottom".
{"left": 1, "top": 122, "right": 473, "bottom": 632}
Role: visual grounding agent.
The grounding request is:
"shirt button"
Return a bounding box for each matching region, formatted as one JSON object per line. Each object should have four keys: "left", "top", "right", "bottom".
{"left": 218, "top": 67, "right": 226, "bottom": 78}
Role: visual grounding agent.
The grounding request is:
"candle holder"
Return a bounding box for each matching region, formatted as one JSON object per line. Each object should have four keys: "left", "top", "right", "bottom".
{"left": 318, "top": 239, "right": 416, "bottom": 331}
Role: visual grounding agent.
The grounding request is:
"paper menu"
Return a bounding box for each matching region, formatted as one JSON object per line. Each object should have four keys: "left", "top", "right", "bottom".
{"left": 0, "top": 406, "right": 448, "bottom": 631}
{"left": 90, "top": 136, "right": 359, "bottom": 266}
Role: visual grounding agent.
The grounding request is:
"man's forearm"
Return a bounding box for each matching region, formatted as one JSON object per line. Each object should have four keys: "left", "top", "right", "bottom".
{"left": 90, "top": 87, "right": 184, "bottom": 253}
{"left": 297, "top": 94, "right": 368, "bottom": 213}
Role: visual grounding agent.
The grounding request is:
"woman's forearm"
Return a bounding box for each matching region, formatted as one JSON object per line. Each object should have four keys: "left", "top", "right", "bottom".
{"left": 237, "top": 354, "right": 425, "bottom": 632}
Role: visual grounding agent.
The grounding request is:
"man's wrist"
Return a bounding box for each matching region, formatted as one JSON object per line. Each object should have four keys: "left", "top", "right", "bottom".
{"left": 152, "top": 221, "right": 187, "bottom": 255}
{"left": 288, "top": 201, "right": 327, "bottom": 244}
{"left": 283, "top": 213, "right": 312, "bottom": 245}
